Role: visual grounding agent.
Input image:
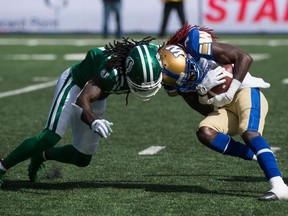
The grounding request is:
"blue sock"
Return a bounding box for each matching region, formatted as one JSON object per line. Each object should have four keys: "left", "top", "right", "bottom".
{"left": 211, "top": 133, "right": 254, "bottom": 160}
{"left": 247, "top": 136, "right": 281, "bottom": 180}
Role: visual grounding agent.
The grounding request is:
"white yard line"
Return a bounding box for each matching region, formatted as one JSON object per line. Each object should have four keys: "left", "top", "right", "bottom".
{"left": 271, "top": 147, "right": 281, "bottom": 153}
{"left": 32, "top": 77, "right": 57, "bottom": 82}
{"left": 138, "top": 146, "right": 166, "bottom": 155}
{"left": 2, "top": 54, "right": 56, "bottom": 60}
{"left": 282, "top": 78, "right": 288, "bottom": 84}
{"left": 64, "top": 53, "right": 86, "bottom": 61}
{"left": 0, "top": 80, "right": 57, "bottom": 99}
{"left": 250, "top": 53, "right": 270, "bottom": 61}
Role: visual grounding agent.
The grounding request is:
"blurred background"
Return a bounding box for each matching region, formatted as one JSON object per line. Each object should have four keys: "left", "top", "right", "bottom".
{"left": 0, "top": 0, "right": 287, "bottom": 35}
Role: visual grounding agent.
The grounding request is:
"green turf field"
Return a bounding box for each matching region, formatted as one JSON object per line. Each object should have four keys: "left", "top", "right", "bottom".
{"left": 1, "top": 34, "right": 288, "bottom": 216}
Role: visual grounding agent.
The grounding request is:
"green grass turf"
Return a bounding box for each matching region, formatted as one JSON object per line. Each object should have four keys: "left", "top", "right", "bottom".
{"left": 1, "top": 34, "right": 288, "bottom": 215}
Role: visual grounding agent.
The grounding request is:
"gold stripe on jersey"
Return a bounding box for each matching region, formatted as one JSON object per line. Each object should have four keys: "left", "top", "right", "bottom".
{"left": 199, "top": 31, "right": 213, "bottom": 56}
{"left": 199, "top": 43, "right": 212, "bottom": 56}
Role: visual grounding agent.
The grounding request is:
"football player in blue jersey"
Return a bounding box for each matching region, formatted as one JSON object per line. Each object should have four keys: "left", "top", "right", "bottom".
{"left": 0, "top": 37, "right": 162, "bottom": 187}
{"left": 158, "top": 23, "right": 288, "bottom": 201}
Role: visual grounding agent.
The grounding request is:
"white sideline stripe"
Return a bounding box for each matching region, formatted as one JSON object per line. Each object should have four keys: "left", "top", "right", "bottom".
{"left": 138, "top": 146, "right": 166, "bottom": 155}
{"left": 0, "top": 80, "right": 57, "bottom": 99}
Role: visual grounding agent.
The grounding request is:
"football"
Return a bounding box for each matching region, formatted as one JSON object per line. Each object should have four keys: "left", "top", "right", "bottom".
{"left": 207, "top": 64, "right": 233, "bottom": 98}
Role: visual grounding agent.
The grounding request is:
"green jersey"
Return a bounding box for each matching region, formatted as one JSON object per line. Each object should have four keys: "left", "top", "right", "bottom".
{"left": 70, "top": 47, "right": 129, "bottom": 100}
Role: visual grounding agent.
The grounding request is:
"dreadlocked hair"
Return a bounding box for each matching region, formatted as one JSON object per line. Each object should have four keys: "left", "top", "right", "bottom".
{"left": 103, "top": 36, "right": 156, "bottom": 74}
{"left": 167, "top": 22, "right": 217, "bottom": 45}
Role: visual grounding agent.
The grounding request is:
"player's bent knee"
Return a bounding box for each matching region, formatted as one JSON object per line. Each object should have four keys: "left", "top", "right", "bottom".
{"left": 242, "top": 130, "right": 261, "bottom": 144}
{"left": 196, "top": 126, "right": 217, "bottom": 146}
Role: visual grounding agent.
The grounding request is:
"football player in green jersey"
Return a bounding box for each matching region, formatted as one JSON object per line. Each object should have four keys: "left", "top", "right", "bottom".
{"left": 0, "top": 37, "right": 162, "bottom": 187}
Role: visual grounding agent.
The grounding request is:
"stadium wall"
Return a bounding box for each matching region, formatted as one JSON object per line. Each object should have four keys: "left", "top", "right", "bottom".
{"left": 0, "top": 0, "right": 287, "bottom": 34}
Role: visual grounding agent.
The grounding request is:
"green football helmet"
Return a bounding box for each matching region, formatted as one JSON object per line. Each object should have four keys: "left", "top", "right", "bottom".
{"left": 125, "top": 44, "right": 162, "bottom": 101}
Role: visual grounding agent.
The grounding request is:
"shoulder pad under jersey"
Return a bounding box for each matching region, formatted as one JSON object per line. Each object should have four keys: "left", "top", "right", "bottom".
{"left": 97, "top": 60, "right": 128, "bottom": 94}
{"left": 180, "top": 28, "right": 214, "bottom": 61}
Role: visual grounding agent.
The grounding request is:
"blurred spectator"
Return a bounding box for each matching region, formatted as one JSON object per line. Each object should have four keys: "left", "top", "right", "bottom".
{"left": 158, "top": 0, "right": 186, "bottom": 37}
{"left": 102, "top": 0, "right": 123, "bottom": 38}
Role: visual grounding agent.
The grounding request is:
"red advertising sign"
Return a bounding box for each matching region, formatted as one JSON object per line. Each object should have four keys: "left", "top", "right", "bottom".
{"left": 201, "top": 0, "right": 288, "bottom": 33}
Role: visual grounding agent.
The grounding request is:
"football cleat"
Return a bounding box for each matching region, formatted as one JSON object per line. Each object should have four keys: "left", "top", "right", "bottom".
{"left": 258, "top": 191, "right": 279, "bottom": 201}
{"left": 28, "top": 154, "right": 45, "bottom": 182}
{"left": 259, "top": 186, "right": 288, "bottom": 201}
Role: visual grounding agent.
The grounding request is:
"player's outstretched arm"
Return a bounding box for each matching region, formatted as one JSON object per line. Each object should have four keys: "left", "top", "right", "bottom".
{"left": 74, "top": 80, "right": 103, "bottom": 126}
{"left": 73, "top": 80, "right": 113, "bottom": 138}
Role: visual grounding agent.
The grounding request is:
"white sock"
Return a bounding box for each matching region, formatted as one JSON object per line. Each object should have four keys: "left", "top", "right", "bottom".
{"left": 269, "top": 176, "right": 288, "bottom": 199}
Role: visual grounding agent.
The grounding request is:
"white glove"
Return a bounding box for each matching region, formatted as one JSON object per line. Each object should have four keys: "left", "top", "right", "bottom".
{"left": 207, "top": 79, "right": 241, "bottom": 107}
{"left": 196, "top": 66, "right": 226, "bottom": 96}
{"left": 90, "top": 119, "right": 113, "bottom": 138}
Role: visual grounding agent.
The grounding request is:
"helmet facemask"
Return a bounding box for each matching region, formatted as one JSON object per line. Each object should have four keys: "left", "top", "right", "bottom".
{"left": 125, "top": 44, "right": 162, "bottom": 101}
{"left": 176, "top": 54, "right": 206, "bottom": 91}
{"left": 159, "top": 45, "right": 205, "bottom": 91}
